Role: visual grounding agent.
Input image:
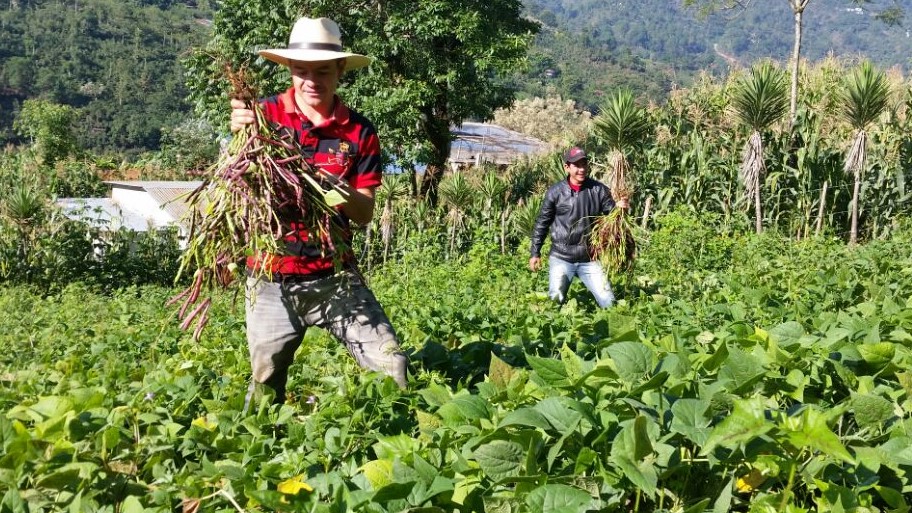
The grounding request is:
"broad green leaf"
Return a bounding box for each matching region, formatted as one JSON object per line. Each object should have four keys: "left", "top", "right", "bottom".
{"left": 684, "top": 499, "right": 711, "bottom": 513}
{"left": 246, "top": 490, "right": 287, "bottom": 510}
{"left": 372, "top": 482, "right": 416, "bottom": 502}
{"left": 488, "top": 353, "right": 515, "bottom": 389}
{"left": 814, "top": 479, "right": 860, "bottom": 510}
{"left": 214, "top": 460, "right": 246, "bottom": 480}
{"left": 701, "top": 397, "right": 772, "bottom": 454}
{"left": 858, "top": 342, "right": 895, "bottom": 370}
{"left": 607, "top": 312, "right": 638, "bottom": 339}
{"left": 605, "top": 342, "right": 653, "bottom": 383}
{"left": 499, "top": 407, "right": 552, "bottom": 430}
{"left": 416, "top": 410, "right": 442, "bottom": 436}
{"left": 849, "top": 393, "right": 895, "bottom": 430}
{"left": 474, "top": 440, "right": 525, "bottom": 481}
{"left": 418, "top": 383, "right": 453, "bottom": 407}
{"left": 121, "top": 496, "right": 144, "bottom": 513}
{"left": 712, "top": 476, "right": 734, "bottom": 513}
{"left": 853, "top": 446, "right": 886, "bottom": 473}
{"left": 700, "top": 342, "right": 729, "bottom": 372}
{"left": 670, "top": 398, "right": 712, "bottom": 446}
{"left": 7, "top": 396, "right": 73, "bottom": 422}
{"left": 525, "top": 484, "right": 593, "bottom": 513}
{"left": 875, "top": 485, "right": 908, "bottom": 511}
{"left": 718, "top": 344, "right": 766, "bottom": 394}
{"left": 632, "top": 415, "right": 655, "bottom": 461}
{"left": 437, "top": 395, "right": 491, "bottom": 427}
{"left": 612, "top": 453, "right": 658, "bottom": 496}
{"left": 322, "top": 189, "right": 347, "bottom": 207}
{"left": 373, "top": 434, "right": 419, "bottom": 459}
{"left": 360, "top": 460, "right": 394, "bottom": 489}
{"left": 784, "top": 369, "right": 807, "bottom": 401}
{"left": 534, "top": 397, "right": 582, "bottom": 435}
{"left": 559, "top": 343, "right": 584, "bottom": 382}
{"left": 782, "top": 408, "right": 854, "bottom": 464}
{"left": 33, "top": 411, "right": 73, "bottom": 441}
{"left": 610, "top": 417, "right": 659, "bottom": 495}
{"left": 769, "top": 321, "right": 805, "bottom": 349}
{"left": 484, "top": 496, "right": 522, "bottom": 513}
{"left": 630, "top": 371, "right": 669, "bottom": 396}
{"left": 36, "top": 462, "right": 98, "bottom": 490}
{"left": 527, "top": 354, "right": 569, "bottom": 386}
{"left": 409, "top": 475, "right": 455, "bottom": 505}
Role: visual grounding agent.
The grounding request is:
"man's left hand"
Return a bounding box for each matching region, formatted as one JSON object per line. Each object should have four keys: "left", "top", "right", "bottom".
{"left": 616, "top": 197, "right": 630, "bottom": 209}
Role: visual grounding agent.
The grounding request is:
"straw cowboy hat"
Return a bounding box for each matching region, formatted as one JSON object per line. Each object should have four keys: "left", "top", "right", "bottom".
{"left": 258, "top": 17, "right": 371, "bottom": 69}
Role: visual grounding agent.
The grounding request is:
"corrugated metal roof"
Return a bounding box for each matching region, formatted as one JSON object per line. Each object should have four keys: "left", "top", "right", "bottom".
{"left": 449, "top": 122, "right": 550, "bottom": 166}
{"left": 145, "top": 185, "right": 201, "bottom": 223}
{"left": 57, "top": 198, "right": 156, "bottom": 232}
{"left": 107, "top": 180, "right": 202, "bottom": 225}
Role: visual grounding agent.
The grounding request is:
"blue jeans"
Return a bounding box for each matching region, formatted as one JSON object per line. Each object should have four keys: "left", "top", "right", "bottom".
{"left": 548, "top": 256, "right": 615, "bottom": 308}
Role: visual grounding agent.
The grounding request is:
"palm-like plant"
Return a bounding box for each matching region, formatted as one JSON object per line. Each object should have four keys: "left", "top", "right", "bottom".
{"left": 590, "top": 89, "right": 650, "bottom": 275}
{"left": 438, "top": 171, "right": 475, "bottom": 256}
{"left": 376, "top": 173, "right": 411, "bottom": 264}
{"left": 1, "top": 185, "right": 47, "bottom": 273}
{"left": 592, "top": 89, "right": 651, "bottom": 200}
{"left": 840, "top": 61, "right": 890, "bottom": 245}
{"left": 477, "top": 170, "right": 509, "bottom": 249}
{"left": 511, "top": 195, "right": 542, "bottom": 242}
{"left": 731, "top": 60, "right": 789, "bottom": 234}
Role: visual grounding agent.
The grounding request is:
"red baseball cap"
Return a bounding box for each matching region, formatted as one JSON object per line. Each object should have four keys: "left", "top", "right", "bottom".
{"left": 563, "top": 146, "right": 587, "bottom": 163}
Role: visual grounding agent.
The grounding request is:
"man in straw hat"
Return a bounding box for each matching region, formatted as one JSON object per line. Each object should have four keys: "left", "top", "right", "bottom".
{"left": 230, "top": 17, "right": 407, "bottom": 411}
{"left": 529, "top": 146, "right": 628, "bottom": 308}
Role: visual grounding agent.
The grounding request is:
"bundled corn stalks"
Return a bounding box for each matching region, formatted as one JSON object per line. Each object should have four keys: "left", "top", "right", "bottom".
{"left": 168, "top": 63, "right": 349, "bottom": 340}
{"left": 589, "top": 149, "right": 636, "bottom": 276}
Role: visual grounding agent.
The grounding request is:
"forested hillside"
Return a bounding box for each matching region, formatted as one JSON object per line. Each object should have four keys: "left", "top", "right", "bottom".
{"left": 0, "top": 0, "right": 212, "bottom": 154}
{"left": 521, "top": 0, "right": 912, "bottom": 110}
{"left": 0, "top": 0, "right": 909, "bottom": 154}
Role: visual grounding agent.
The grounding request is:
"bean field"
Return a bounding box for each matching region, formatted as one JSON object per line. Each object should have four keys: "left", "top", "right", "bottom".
{"left": 3, "top": 217, "right": 912, "bottom": 512}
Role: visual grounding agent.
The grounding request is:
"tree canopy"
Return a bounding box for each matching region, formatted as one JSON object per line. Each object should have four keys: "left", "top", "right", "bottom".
{"left": 184, "top": 0, "right": 539, "bottom": 203}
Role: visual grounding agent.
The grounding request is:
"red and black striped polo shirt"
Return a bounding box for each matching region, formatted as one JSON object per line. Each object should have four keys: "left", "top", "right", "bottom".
{"left": 245, "top": 87, "right": 382, "bottom": 276}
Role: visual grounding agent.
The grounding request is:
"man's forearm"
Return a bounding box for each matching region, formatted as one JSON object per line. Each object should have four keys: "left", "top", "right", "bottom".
{"left": 340, "top": 186, "right": 376, "bottom": 226}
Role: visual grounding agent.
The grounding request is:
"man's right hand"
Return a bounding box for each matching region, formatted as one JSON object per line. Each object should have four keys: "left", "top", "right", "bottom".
{"left": 529, "top": 256, "right": 541, "bottom": 272}
{"left": 229, "top": 98, "right": 255, "bottom": 132}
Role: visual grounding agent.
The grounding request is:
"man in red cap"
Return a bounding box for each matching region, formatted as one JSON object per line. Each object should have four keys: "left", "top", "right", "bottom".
{"left": 529, "top": 146, "right": 627, "bottom": 308}
{"left": 229, "top": 17, "right": 406, "bottom": 411}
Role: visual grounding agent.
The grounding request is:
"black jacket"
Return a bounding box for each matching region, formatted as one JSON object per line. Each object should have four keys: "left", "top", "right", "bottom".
{"left": 530, "top": 178, "right": 615, "bottom": 263}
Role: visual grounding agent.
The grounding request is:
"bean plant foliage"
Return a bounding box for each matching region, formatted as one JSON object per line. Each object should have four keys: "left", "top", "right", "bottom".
{"left": 2, "top": 212, "right": 912, "bottom": 512}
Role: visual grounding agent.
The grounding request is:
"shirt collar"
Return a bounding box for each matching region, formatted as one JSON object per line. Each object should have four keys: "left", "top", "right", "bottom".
{"left": 278, "top": 87, "right": 351, "bottom": 127}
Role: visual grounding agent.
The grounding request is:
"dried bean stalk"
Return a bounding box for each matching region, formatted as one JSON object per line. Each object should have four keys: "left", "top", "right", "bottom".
{"left": 169, "top": 62, "right": 350, "bottom": 340}
{"left": 589, "top": 150, "right": 636, "bottom": 276}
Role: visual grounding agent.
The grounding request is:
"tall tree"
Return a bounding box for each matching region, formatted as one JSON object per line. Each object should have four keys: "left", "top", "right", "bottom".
{"left": 683, "top": 0, "right": 904, "bottom": 125}
{"left": 731, "top": 61, "right": 789, "bottom": 234}
{"left": 839, "top": 61, "right": 889, "bottom": 245}
{"left": 184, "top": 0, "right": 539, "bottom": 205}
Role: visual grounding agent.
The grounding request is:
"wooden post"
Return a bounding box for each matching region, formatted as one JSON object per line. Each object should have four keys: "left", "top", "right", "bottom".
{"left": 641, "top": 196, "right": 653, "bottom": 230}
{"left": 814, "top": 180, "right": 828, "bottom": 237}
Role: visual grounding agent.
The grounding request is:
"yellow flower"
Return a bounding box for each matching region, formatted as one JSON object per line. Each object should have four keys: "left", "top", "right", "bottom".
{"left": 278, "top": 475, "right": 314, "bottom": 495}
{"left": 190, "top": 416, "right": 216, "bottom": 431}
{"left": 736, "top": 468, "right": 767, "bottom": 493}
